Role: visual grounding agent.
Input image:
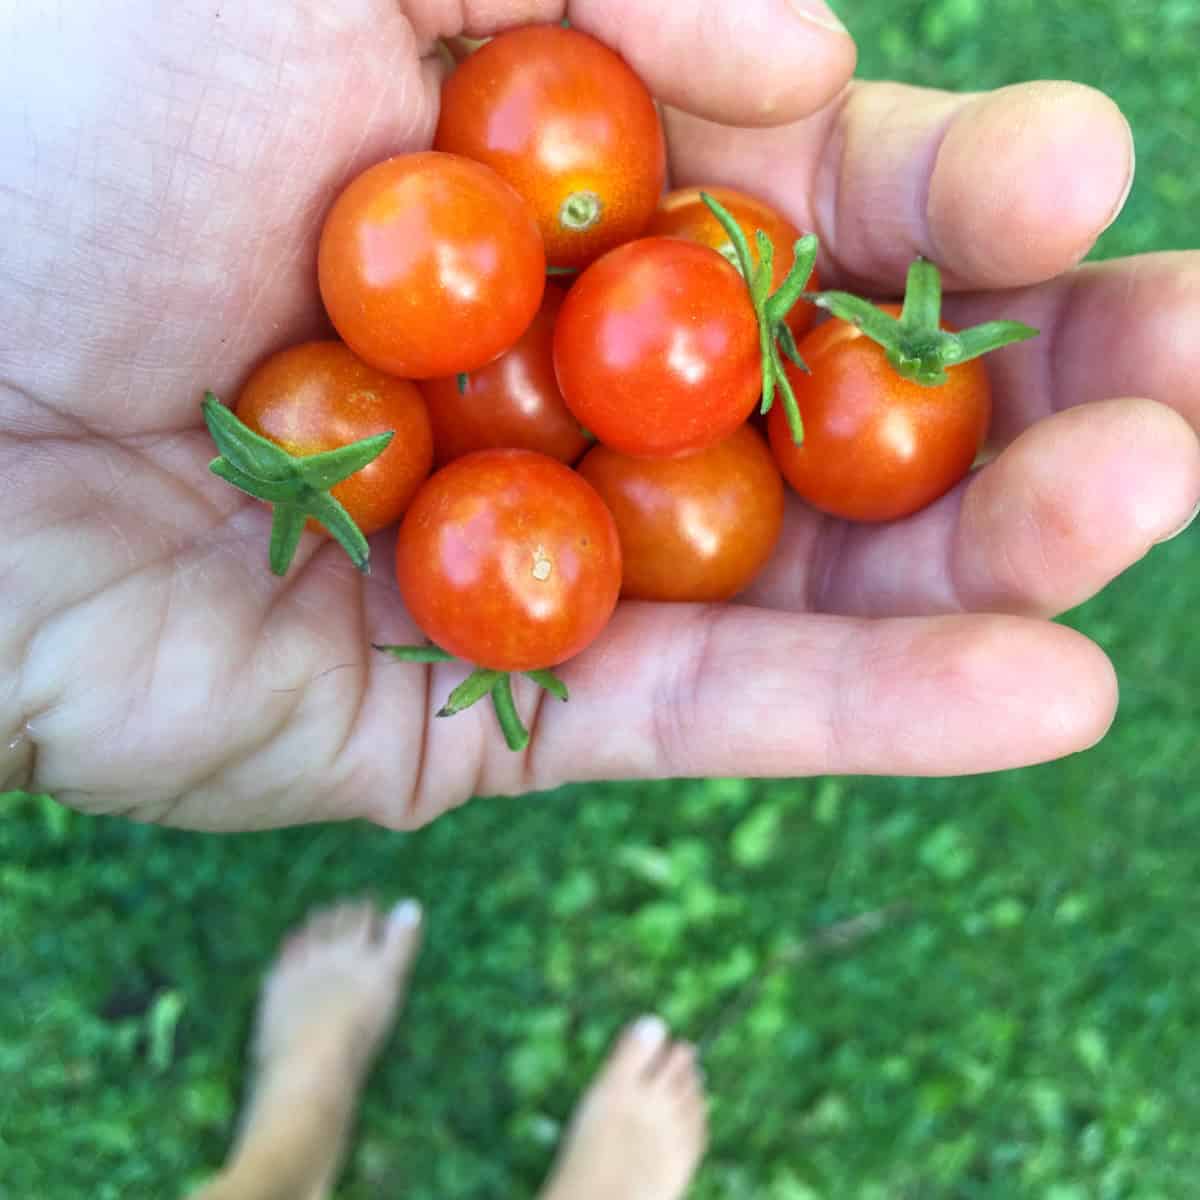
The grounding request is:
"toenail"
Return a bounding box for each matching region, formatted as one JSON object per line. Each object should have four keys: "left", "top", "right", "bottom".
{"left": 632, "top": 1014, "right": 668, "bottom": 1046}
{"left": 389, "top": 898, "right": 423, "bottom": 928}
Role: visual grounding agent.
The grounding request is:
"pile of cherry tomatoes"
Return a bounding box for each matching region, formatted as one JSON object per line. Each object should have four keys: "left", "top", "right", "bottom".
{"left": 203, "top": 23, "right": 1035, "bottom": 750}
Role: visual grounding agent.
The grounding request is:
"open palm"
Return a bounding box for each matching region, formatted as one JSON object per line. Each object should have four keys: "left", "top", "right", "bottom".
{"left": 3, "top": 0, "right": 1198, "bottom": 830}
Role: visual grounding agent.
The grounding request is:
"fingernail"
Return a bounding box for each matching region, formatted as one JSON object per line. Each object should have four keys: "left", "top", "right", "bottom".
{"left": 1155, "top": 498, "right": 1200, "bottom": 545}
{"left": 389, "top": 898, "right": 423, "bottom": 928}
{"left": 787, "top": 0, "right": 850, "bottom": 35}
{"left": 632, "top": 1014, "right": 668, "bottom": 1046}
{"left": 1100, "top": 115, "right": 1136, "bottom": 236}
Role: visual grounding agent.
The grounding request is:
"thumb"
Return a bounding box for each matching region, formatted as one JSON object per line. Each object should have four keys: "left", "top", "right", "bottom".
{"left": 570, "top": 0, "right": 856, "bottom": 127}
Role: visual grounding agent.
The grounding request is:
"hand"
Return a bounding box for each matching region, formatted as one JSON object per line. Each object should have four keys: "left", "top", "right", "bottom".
{"left": 2, "top": 1, "right": 1197, "bottom": 830}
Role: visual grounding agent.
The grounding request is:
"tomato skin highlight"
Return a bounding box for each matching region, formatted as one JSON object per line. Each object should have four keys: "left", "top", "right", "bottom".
{"left": 419, "top": 285, "right": 590, "bottom": 467}
{"left": 317, "top": 152, "right": 545, "bottom": 379}
{"left": 578, "top": 424, "right": 784, "bottom": 602}
{"left": 768, "top": 306, "right": 991, "bottom": 522}
{"left": 236, "top": 341, "right": 433, "bottom": 535}
{"left": 395, "top": 449, "right": 622, "bottom": 672}
{"left": 648, "top": 185, "right": 821, "bottom": 340}
{"left": 553, "top": 238, "right": 761, "bottom": 459}
{"left": 434, "top": 25, "right": 666, "bottom": 270}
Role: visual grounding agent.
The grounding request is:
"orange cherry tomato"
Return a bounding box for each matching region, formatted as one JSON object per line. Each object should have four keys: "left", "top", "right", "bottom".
{"left": 395, "top": 450, "right": 621, "bottom": 671}
{"left": 317, "top": 152, "right": 545, "bottom": 379}
{"left": 768, "top": 306, "right": 991, "bottom": 522}
{"left": 577, "top": 424, "right": 784, "bottom": 601}
{"left": 419, "top": 284, "right": 590, "bottom": 467}
{"left": 647, "top": 185, "right": 821, "bottom": 339}
{"left": 236, "top": 341, "right": 433, "bottom": 534}
{"left": 435, "top": 25, "right": 666, "bottom": 270}
{"left": 553, "top": 238, "right": 761, "bottom": 458}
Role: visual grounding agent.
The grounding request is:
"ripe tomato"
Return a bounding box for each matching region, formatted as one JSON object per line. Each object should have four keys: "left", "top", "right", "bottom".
{"left": 647, "top": 185, "right": 821, "bottom": 339}
{"left": 553, "top": 238, "right": 761, "bottom": 458}
{"left": 434, "top": 25, "right": 666, "bottom": 270}
{"left": 395, "top": 450, "right": 621, "bottom": 671}
{"left": 767, "top": 306, "right": 991, "bottom": 522}
{"left": 577, "top": 424, "right": 784, "bottom": 602}
{"left": 317, "top": 152, "right": 545, "bottom": 379}
{"left": 236, "top": 340, "right": 433, "bottom": 534}
{"left": 418, "top": 284, "right": 590, "bottom": 467}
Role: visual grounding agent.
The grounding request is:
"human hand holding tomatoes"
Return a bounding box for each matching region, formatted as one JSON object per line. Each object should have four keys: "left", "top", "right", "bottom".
{"left": 6, "top": 1, "right": 1199, "bottom": 832}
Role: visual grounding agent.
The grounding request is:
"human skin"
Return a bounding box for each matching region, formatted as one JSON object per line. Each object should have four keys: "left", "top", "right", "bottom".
{"left": 1, "top": 0, "right": 1198, "bottom": 830}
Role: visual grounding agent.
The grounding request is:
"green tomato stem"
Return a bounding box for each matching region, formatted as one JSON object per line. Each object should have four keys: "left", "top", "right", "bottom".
{"left": 373, "top": 643, "right": 455, "bottom": 663}
{"left": 439, "top": 667, "right": 504, "bottom": 717}
{"left": 374, "top": 645, "right": 569, "bottom": 753}
{"left": 201, "top": 393, "right": 391, "bottom": 576}
{"left": 806, "top": 259, "right": 1040, "bottom": 387}
{"left": 699, "top": 193, "right": 818, "bottom": 446}
{"left": 490, "top": 675, "right": 528, "bottom": 752}
{"left": 525, "top": 668, "right": 569, "bottom": 702}
{"left": 559, "top": 190, "right": 603, "bottom": 233}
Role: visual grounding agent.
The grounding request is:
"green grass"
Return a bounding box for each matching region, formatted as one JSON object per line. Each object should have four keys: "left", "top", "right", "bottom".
{"left": 4, "top": 2, "right": 1200, "bottom": 1197}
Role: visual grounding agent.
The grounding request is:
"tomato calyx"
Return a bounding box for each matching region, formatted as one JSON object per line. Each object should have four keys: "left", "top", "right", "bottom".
{"left": 700, "top": 192, "right": 818, "bottom": 447}
{"left": 202, "top": 393, "right": 392, "bottom": 576}
{"left": 559, "top": 190, "right": 604, "bottom": 234}
{"left": 372, "top": 643, "right": 569, "bottom": 752}
{"left": 807, "top": 258, "right": 1040, "bottom": 387}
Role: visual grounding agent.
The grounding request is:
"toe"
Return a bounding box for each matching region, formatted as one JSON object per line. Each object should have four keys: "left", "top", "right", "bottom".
{"left": 329, "top": 900, "right": 376, "bottom": 943}
{"left": 278, "top": 931, "right": 307, "bottom": 963}
{"left": 304, "top": 903, "right": 346, "bottom": 943}
{"left": 381, "top": 898, "right": 424, "bottom": 975}
{"left": 659, "top": 1041, "right": 701, "bottom": 1091}
{"left": 605, "top": 1015, "right": 670, "bottom": 1082}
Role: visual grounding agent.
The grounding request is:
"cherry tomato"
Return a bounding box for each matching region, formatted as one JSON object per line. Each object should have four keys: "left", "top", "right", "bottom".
{"left": 434, "top": 25, "right": 666, "bottom": 270}
{"left": 236, "top": 341, "right": 433, "bottom": 534}
{"left": 553, "top": 238, "right": 761, "bottom": 458}
{"left": 317, "top": 152, "right": 545, "bottom": 379}
{"left": 647, "top": 185, "right": 821, "bottom": 339}
{"left": 767, "top": 306, "right": 991, "bottom": 522}
{"left": 577, "top": 424, "right": 784, "bottom": 602}
{"left": 395, "top": 450, "right": 621, "bottom": 671}
{"left": 418, "top": 284, "right": 590, "bottom": 467}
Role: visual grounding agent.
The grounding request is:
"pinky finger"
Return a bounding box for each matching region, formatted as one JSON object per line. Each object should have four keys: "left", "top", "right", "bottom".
{"left": 526, "top": 604, "right": 1118, "bottom": 787}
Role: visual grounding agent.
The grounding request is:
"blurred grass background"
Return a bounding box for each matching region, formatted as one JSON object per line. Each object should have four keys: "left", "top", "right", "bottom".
{"left": 3, "top": 2, "right": 1199, "bottom": 1197}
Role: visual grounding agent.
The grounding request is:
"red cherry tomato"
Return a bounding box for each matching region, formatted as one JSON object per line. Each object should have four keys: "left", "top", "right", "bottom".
{"left": 418, "top": 284, "right": 590, "bottom": 467}
{"left": 434, "top": 25, "right": 666, "bottom": 270}
{"left": 236, "top": 341, "right": 433, "bottom": 534}
{"left": 647, "top": 185, "right": 821, "bottom": 339}
{"left": 577, "top": 424, "right": 784, "bottom": 601}
{"left": 553, "top": 238, "right": 761, "bottom": 458}
{"left": 317, "top": 152, "right": 545, "bottom": 379}
{"left": 395, "top": 450, "right": 621, "bottom": 671}
{"left": 768, "top": 306, "right": 991, "bottom": 522}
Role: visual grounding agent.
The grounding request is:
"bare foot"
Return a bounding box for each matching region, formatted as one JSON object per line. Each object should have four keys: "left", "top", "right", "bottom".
{"left": 537, "top": 1016, "right": 709, "bottom": 1200}
{"left": 212, "top": 899, "right": 423, "bottom": 1200}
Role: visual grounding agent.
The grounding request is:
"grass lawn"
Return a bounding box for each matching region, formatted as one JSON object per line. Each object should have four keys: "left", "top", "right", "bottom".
{"left": 3, "top": 2, "right": 1199, "bottom": 1197}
